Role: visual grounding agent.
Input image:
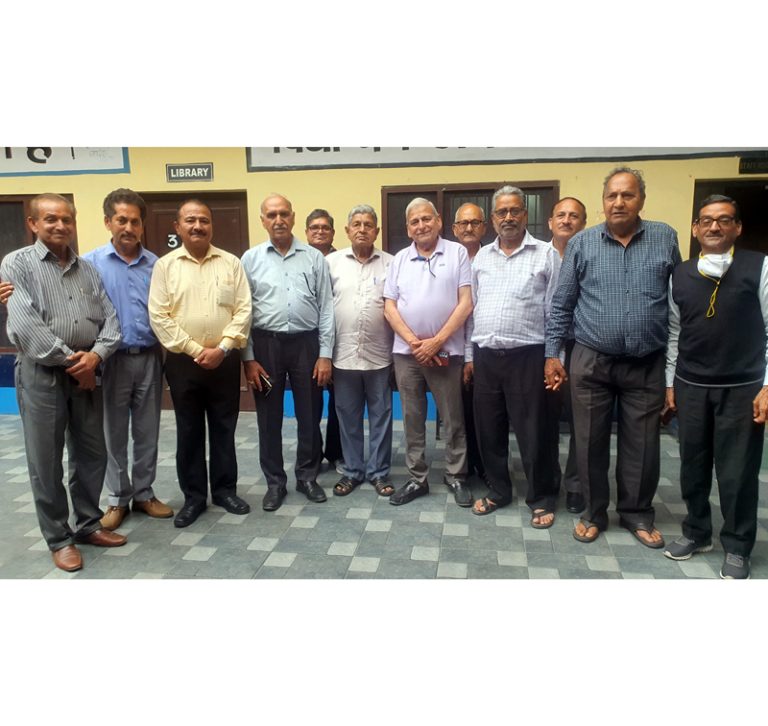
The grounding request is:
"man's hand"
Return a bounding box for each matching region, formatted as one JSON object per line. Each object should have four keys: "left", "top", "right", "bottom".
{"left": 244, "top": 360, "right": 270, "bottom": 391}
{"left": 544, "top": 357, "right": 567, "bottom": 391}
{"left": 0, "top": 281, "right": 13, "bottom": 305}
{"left": 313, "top": 357, "right": 332, "bottom": 387}
{"left": 753, "top": 385, "right": 768, "bottom": 424}
{"left": 66, "top": 351, "right": 101, "bottom": 391}
{"left": 463, "top": 362, "right": 474, "bottom": 386}
{"left": 665, "top": 387, "right": 676, "bottom": 413}
{"left": 194, "top": 347, "right": 225, "bottom": 370}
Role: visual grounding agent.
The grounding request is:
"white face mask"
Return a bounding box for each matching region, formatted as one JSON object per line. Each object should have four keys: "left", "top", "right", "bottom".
{"left": 697, "top": 249, "right": 734, "bottom": 279}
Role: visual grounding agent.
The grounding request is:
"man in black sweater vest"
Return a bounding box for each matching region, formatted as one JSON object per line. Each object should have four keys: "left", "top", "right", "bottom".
{"left": 664, "top": 195, "right": 768, "bottom": 578}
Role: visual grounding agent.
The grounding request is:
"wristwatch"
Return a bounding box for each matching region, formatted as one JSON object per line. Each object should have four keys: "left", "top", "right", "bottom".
{"left": 218, "top": 344, "right": 232, "bottom": 357}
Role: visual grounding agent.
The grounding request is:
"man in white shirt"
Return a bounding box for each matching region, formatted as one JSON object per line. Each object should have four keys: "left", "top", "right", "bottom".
{"left": 326, "top": 205, "right": 395, "bottom": 497}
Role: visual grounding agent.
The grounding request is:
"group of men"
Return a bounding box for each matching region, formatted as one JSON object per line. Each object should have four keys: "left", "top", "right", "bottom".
{"left": 1, "top": 167, "right": 766, "bottom": 579}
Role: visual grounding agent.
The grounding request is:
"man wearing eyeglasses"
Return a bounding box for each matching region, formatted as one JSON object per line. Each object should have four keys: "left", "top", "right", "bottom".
{"left": 242, "top": 195, "right": 334, "bottom": 512}
{"left": 305, "top": 209, "right": 343, "bottom": 474}
{"left": 545, "top": 168, "right": 681, "bottom": 547}
{"left": 453, "top": 203, "right": 488, "bottom": 484}
{"left": 466, "top": 186, "right": 561, "bottom": 527}
{"left": 663, "top": 195, "right": 768, "bottom": 579}
{"left": 546, "top": 198, "right": 588, "bottom": 515}
{"left": 384, "top": 198, "right": 473, "bottom": 507}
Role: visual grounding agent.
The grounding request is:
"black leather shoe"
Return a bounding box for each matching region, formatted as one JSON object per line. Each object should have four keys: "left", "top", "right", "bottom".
{"left": 173, "top": 501, "right": 207, "bottom": 528}
{"left": 296, "top": 479, "right": 327, "bottom": 502}
{"left": 444, "top": 476, "right": 473, "bottom": 507}
{"left": 566, "top": 492, "right": 586, "bottom": 514}
{"left": 212, "top": 493, "right": 251, "bottom": 515}
{"left": 263, "top": 486, "right": 287, "bottom": 512}
{"left": 390, "top": 479, "right": 429, "bottom": 506}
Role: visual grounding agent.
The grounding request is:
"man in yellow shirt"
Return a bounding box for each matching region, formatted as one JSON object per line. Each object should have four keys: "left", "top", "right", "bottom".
{"left": 149, "top": 199, "right": 252, "bottom": 527}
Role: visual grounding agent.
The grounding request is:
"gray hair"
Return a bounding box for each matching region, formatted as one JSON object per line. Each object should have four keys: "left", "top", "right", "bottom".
{"left": 491, "top": 185, "right": 527, "bottom": 211}
{"left": 454, "top": 203, "right": 486, "bottom": 223}
{"left": 405, "top": 197, "right": 439, "bottom": 221}
{"left": 347, "top": 204, "right": 378, "bottom": 226}
{"left": 603, "top": 167, "right": 646, "bottom": 198}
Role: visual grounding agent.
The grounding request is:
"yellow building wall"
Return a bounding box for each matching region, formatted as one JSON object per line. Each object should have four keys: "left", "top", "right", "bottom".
{"left": 0, "top": 148, "right": 761, "bottom": 259}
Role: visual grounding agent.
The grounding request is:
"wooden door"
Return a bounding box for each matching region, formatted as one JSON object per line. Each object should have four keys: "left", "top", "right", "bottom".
{"left": 141, "top": 191, "right": 255, "bottom": 411}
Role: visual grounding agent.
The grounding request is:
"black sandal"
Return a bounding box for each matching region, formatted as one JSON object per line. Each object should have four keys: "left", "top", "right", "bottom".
{"left": 333, "top": 476, "right": 362, "bottom": 497}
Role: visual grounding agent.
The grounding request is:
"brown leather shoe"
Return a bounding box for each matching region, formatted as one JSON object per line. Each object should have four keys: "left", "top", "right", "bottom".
{"left": 100, "top": 505, "right": 129, "bottom": 531}
{"left": 52, "top": 545, "right": 83, "bottom": 572}
{"left": 79, "top": 528, "right": 127, "bottom": 547}
{"left": 133, "top": 497, "right": 174, "bottom": 518}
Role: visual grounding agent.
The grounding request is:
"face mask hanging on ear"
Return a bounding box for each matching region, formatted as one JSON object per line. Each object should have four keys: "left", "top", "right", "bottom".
{"left": 697, "top": 248, "right": 734, "bottom": 279}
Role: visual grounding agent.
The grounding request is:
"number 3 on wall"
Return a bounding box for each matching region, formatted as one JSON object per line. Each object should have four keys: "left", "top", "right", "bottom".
{"left": 167, "top": 234, "right": 179, "bottom": 249}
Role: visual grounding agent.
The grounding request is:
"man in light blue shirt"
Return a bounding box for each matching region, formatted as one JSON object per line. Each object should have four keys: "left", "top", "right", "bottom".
{"left": 242, "top": 194, "right": 335, "bottom": 512}
{"left": 83, "top": 189, "right": 173, "bottom": 529}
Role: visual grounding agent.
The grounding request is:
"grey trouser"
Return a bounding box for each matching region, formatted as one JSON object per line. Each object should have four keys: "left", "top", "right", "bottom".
{"left": 393, "top": 354, "right": 467, "bottom": 484}
{"left": 102, "top": 347, "right": 163, "bottom": 506}
{"left": 570, "top": 343, "right": 665, "bottom": 530}
{"left": 15, "top": 357, "right": 106, "bottom": 550}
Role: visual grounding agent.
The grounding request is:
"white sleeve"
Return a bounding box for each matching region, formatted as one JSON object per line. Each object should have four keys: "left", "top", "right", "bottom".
{"left": 760, "top": 258, "right": 768, "bottom": 385}
{"left": 665, "top": 277, "right": 680, "bottom": 387}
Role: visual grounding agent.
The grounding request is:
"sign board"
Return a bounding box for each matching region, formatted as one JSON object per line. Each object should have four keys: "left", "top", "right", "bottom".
{"left": 246, "top": 146, "right": 764, "bottom": 172}
{"left": 166, "top": 163, "right": 214, "bottom": 182}
{"left": 0, "top": 147, "right": 129, "bottom": 176}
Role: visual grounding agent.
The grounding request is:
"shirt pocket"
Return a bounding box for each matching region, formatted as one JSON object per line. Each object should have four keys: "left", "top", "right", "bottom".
{"left": 217, "top": 274, "right": 235, "bottom": 307}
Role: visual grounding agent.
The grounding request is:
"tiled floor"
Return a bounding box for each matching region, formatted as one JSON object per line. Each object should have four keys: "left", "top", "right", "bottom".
{"left": 1, "top": 412, "right": 767, "bottom": 579}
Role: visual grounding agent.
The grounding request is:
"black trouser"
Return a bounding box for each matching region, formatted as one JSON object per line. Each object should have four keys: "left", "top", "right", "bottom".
{"left": 676, "top": 378, "right": 764, "bottom": 557}
{"left": 570, "top": 343, "right": 665, "bottom": 530}
{"left": 165, "top": 351, "right": 241, "bottom": 506}
{"left": 545, "top": 338, "right": 580, "bottom": 495}
{"left": 251, "top": 328, "right": 323, "bottom": 489}
{"left": 322, "top": 384, "right": 343, "bottom": 462}
{"left": 461, "top": 380, "right": 484, "bottom": 477}
{"left": 473, "top": 343, "right": 557, "bottom": 510}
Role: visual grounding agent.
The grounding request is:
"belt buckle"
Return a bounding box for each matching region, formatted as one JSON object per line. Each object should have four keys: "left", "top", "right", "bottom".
{"left": 128, "top": 346, "right": 141, "bottom": 354}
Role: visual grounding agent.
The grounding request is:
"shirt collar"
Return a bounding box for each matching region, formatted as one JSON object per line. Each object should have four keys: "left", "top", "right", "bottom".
{"left": 408, "top": 236, "right": 446, "bottom": 260}
{"left": 602, "top": 217, "right": 646, "bottom": 243}
{"left": 490, "top": 230, "right": 536, "bottom": 254}
{"left": 344, "top": 247, "right": 382, "bottom": 262}
{"left": 34, "top": 238, "right": 77, "bottom": 267}
{"left": 107, "top": 240, "right": 147, "bottom": 264}
{"left": 266, "top": 236, "right": 302, "bottom": 257}
{"left": 178, "top": 243, "right": 221, "bottom": 262}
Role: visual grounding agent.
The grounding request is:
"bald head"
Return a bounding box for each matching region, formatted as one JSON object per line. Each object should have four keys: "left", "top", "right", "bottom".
{"left": 260, "top": 194, "right": 295, "bottom": 247}
{"left": 452, "top": 203, "right": 486, "bottom": 257}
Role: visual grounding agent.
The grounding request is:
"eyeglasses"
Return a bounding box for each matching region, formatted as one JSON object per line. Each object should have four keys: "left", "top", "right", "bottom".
{"left": 308, "top": 224, "right": 333, "bottom": 232}
{"left": 492, "top": 207, "right": 526, "bottom": 220}
{"left": 454, "top": 220, "right": 484, "bottom": 229}
{"left": 695, "top": 216, "right": 737, "bottom": 228}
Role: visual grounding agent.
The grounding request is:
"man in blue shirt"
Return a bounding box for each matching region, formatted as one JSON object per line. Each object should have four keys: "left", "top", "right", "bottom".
{"left": 242, "top": 194, "right": 335, "bottom": 512}
{"left": 545, "top": 168, "right": 681, "bottom": 547}
{"left": 84, "top": 189, "right": 173, "bottom": 529}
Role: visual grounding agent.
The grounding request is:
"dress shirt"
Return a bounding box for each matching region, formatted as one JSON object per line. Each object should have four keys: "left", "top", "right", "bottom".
{"left": 326, "top": 247, "right": 394, "bottom": 370}
{"left": 383, "top": 237, "right": 471, "bottom": 357}
{"left": 83, "top": 241, "right": 158, "bottom": 349}
{"left": 665, "top": 257, "right": 768, "bottom": 386}
{"left": 545, "top": 219, "right": 681, "bottom": 358}
{"left": 1, "top": 239, "right": 121, "bottom": 365}
{"left": 240, "top": 237, "right": 334, "bottom": 359}
{"left": 466, "top": 232, "right": 560, "bottom": 361}
{"left": 148, "top": 244, "right": 252, "bottom": 358}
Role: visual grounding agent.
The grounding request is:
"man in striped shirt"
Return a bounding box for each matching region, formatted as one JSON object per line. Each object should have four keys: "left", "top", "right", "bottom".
{"left": 1, "top": 193, "right": 125, "bottom": 572}
{"left": 465, "top": 186, "right": 561, "bottom": 526}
